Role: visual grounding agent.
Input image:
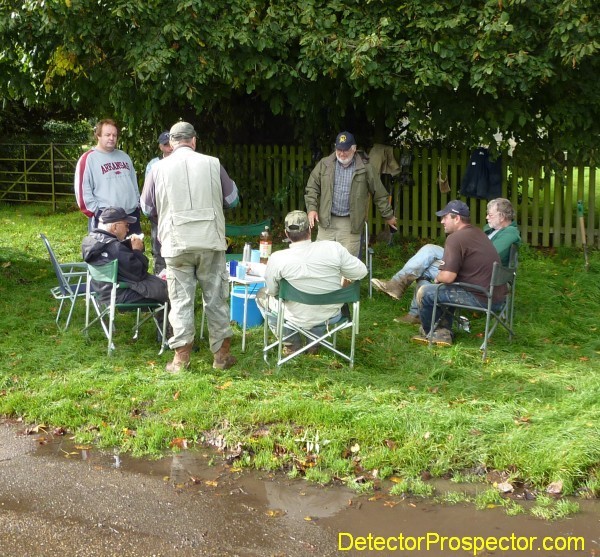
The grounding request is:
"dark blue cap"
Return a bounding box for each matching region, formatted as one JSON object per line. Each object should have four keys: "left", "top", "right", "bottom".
{"left": 335, "top": 131, "right": 356, "bottom": 150}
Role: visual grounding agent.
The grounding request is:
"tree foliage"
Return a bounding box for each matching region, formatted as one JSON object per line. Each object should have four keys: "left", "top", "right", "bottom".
{"left": 0, "top": 0, "right": 598, "bottom": 164}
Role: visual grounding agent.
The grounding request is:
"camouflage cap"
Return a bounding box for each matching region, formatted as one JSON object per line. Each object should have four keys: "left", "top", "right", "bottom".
{"left": 284, "top": 210, "right": 310, "bottom": 232}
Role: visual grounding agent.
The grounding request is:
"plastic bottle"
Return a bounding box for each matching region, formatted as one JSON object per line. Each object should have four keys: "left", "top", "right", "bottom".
{"left": 259, "top": 226, "right": 272, "bottom": 264}
{"left": 242, "top": 242, "right": 252, "bottom": 262}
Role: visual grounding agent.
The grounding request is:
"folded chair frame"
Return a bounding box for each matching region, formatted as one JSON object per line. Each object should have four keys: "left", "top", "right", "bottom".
{"left": 40, "top": 233, "right": 89, "bottom": 331}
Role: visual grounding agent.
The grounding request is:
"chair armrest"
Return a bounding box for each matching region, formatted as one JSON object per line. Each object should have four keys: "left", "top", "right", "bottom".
{"left": 433, "top": 281, "right": 490, "bottom": 298}
{"left": 60, "top": 262, "right": 88, "bottom": 274}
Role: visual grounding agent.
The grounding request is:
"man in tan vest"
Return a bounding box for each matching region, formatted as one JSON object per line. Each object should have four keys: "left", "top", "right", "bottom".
{"left": 141, "top": 122, "right": 239, "bottom": 372}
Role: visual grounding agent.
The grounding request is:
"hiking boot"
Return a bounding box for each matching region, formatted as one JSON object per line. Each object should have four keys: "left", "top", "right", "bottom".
{"left": 166, "top": 342, "right": 193, "bottom": 373}
{"left": 213, "top": 337, "right": 237, "bottom": 370}
{"left": 282, "top": 342, "right": 302, "bottom": 357}
{"left": 410, "top": 327, "right": 452, "bottom": 347}
{"left": 431, "top": 327, "right": 453, "bottom": 347}
{"left": 306, "top": 343, "right": 320, "bottom": 355}
{"left": 411, "top": 327, "right": 453, "bottom": 347}
{"left": 411, "top": 326, "right": 429, "bottom": 346}
{"left": 394, "top": 313, "right": 421, "bottom": 325}
{"left": 371, "top": 274, "right": 417, "bottom": 300}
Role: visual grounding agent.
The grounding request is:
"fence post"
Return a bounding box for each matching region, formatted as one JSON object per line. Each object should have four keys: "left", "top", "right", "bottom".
{"left": 50, "top": 143, "right": 56, "bottom": 211}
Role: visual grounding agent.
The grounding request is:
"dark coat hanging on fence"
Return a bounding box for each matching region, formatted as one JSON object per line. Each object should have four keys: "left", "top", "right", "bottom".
{"left": 460, "top": 148, "right": 503, "bottom": 200}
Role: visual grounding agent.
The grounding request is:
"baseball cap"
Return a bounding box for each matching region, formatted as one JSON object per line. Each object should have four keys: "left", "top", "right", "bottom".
{"left": 157, "top": 131, "right": 170, "bottom": 144}
{"left": 435, "top": 200, "right": 470, "bottom": 218}
{"left": 335, "top": 131, "right": 356, "bottom": 150}
{"left": 99, "top": 207, "right": 137, "bottom": 224}
{"left": 284, "top": 210, "right": 310, "bottom": 232}
{"left": 169, "top": 121, "right": 197, "bottom": 140}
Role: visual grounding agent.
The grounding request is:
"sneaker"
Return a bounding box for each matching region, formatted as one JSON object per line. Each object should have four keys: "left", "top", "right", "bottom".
{"left": 394, "top": 313, "right": 420, "bottom": 325}
{"left": 371, "top": 274, "right": 417, "bottom": 300}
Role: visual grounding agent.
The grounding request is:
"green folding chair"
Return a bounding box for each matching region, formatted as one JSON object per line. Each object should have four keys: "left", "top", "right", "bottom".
{"left": 263, "top": 279, "right": 361, "bottom": 368}
{"left": 83, "top": 259, "right": 168, "bottom": 356}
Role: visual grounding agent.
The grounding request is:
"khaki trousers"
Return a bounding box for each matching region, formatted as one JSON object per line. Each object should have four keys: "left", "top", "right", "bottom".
{"left": 316, "top": 215, "right": 361, "bottom": 256}
{"left": 165, "top": 250, "right": 232, "bottom": 353}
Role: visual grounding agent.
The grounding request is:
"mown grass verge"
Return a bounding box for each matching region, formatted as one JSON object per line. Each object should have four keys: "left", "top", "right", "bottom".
{"left": 1, "top": 203, "right": 599, "bottom": 516}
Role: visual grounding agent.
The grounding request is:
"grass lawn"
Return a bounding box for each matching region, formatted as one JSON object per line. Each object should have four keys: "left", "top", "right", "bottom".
{"left": 1, "top": 203, "right": 599, "bottom": 508}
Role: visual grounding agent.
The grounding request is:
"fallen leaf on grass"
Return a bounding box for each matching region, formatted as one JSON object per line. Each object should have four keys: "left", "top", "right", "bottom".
{"left": 170, "top": 437, "right": 188, "bottom": 449}
{"left": 216, "top": 381, "right": 233, "bottom": 390}
{"left": 24, "top": 424, "right": 47, "bottom": 435}
{"left": 252, "top": 426, "right": 271, "bottom": 438}
{"left": 496, "top": 481, "right": 514, "bottom": 493}
{"left": 350, "top": 443, "right": 360, "bottom": 453}
{"left": 546, "top": 480, "right": 563, "bottom": 495}
{"left": 122, "top": 428, "right": 136, "bottom": 437}
{"left": 173, "top": 391, "right": 180, "bottom": 400}
{"left": 514, "top": 415, "right": 531, "bottom": 425}
{"left": 384, "top": 439, "right": 397, "bottom": 449}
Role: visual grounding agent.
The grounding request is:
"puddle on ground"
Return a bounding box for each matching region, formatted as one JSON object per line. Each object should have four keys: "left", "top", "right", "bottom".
{"left": 32, "top": 433, "right": 600, "bottom": 556}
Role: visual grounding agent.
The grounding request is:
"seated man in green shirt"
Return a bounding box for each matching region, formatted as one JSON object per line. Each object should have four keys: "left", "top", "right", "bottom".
{"left": 371, "top": 198, "right": 521, "bottom": 324}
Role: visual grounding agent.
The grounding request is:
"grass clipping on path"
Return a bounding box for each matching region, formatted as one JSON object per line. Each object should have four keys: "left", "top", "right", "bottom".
{"left": 1, "top": 204, "right": 599, "bottom": 505}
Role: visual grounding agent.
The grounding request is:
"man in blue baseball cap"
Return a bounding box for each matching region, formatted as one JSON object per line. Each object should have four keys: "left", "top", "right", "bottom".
{"left": 409, "top": 199, "right": 504, "bottom": 347}
{"left": 305, "top": 131, "right": 397, "bottom": 257}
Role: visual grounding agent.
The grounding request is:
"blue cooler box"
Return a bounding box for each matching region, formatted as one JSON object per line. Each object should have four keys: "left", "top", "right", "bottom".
{"left": 230, "top": 283, "right": 265, "bottom": 327}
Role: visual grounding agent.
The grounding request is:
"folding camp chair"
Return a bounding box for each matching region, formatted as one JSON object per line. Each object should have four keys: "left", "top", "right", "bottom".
{"left": 199, "top": 219, "right": 271, "bottom": 339}
{"left": 263, "top": 279, "right": 361, "bottom": 368}
{"left": 83, "top": 259, "right": 168, "bottom": 356}
{"left": 40, "top": 233, "right": 89, "bottom": 331}
{"left": 428, "top": 247, "right": 518, "bottom": 360}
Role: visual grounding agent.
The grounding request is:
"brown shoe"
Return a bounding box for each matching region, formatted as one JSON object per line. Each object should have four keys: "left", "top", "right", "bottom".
{"left": 411, "top": 327, "right": 453, "bottom": 347}
{"left": 166, "top": 342, "right": 193, "bottom": 373}
{"left": 213, "top": 337, "right": 237, "bottom": 370}
{"left": 371, "top": 274, "right": 417, "bottom": 300}
{"left": 394, "top": 313, "right": 421, "bottom": 325}
{"left": 430, "top": 327, "right": 453, "bottom": 347}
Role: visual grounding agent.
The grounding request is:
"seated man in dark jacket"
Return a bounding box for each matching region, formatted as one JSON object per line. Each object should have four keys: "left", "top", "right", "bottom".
{"left": 81, "top": 207, "right": 168, "bottom": 306}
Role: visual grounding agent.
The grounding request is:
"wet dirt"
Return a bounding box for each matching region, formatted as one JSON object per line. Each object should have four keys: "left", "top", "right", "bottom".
{"left": 1, "top": 420, "right": 598, "bottom": 556}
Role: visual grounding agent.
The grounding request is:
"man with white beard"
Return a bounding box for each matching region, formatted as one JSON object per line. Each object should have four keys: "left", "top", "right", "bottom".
{"left": 304, "top": 131, "right": 397, "bottom": 256}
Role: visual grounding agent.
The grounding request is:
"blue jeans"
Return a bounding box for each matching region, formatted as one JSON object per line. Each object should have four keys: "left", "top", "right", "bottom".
{"left": 417, "top": 283, "right": 503, "bottom": 335}
{"left": 392, "top": 244, "right": 443, "bottom": 316}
